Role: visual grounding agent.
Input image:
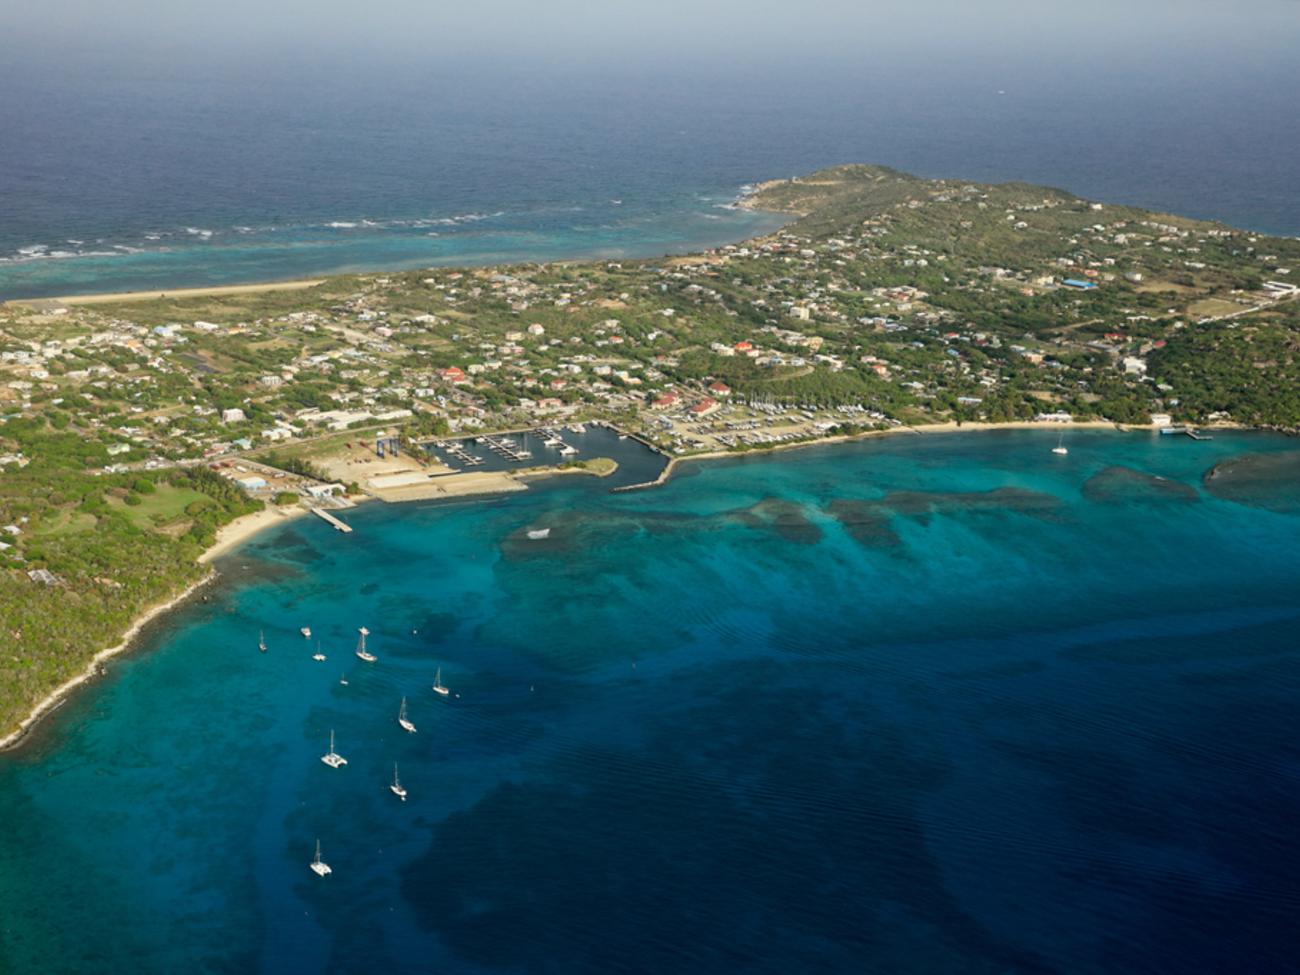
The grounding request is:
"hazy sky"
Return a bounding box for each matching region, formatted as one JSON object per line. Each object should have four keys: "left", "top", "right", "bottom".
{"left": 6, "top": 0, "right": 1299, "bottom": 69}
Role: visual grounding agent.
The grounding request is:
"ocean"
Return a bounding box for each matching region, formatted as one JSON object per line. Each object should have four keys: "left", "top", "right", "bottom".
{"left": 2, "top": 429, "right": 1299, "bottom": 973}
{"left": 2, "top": 58, "right": 1299, "bottom": 299}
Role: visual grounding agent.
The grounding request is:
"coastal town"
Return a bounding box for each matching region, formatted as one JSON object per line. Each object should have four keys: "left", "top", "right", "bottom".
{"left": 1, "top": 163, "right": 1299, "bottom": 738}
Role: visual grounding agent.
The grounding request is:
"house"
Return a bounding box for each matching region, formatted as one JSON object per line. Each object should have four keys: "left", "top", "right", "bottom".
{"left": 688, "top": 397, "right": 720, "bottom": 417}
{"left": 222, "top": 408, "right": 247, "bottom": 424}
{"left": 650, "top": 392, "right": 680, "bottom": 410}
{"left": 707, "top": 381, "right": 731, "bottom": 397}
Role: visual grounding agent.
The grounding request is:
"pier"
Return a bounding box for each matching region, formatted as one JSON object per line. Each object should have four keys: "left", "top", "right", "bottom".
{"left": 311, "top": 508, "right": 353, "bottom": 533}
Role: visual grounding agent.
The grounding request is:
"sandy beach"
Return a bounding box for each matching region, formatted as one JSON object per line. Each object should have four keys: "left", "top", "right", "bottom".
{"left": 7, "top": 278, "right": 326, "bottom": 309}
{"left": 200, "top": 503, "right": 311, "bottom": 563}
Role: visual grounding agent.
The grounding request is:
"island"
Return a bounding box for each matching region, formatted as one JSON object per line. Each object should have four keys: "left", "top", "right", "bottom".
{"left": 2, "top": 163, "right": 1298, "bottom": 743}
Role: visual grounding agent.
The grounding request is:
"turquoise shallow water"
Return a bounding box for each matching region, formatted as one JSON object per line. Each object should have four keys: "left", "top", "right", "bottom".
{"left": 2, "top": 430, "right": 1300, "bottom": 973}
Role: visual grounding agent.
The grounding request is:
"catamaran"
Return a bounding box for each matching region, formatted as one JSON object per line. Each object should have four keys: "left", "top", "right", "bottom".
{"left": 310, "top": 839, "right": 332, "bottom": 877}
{"left": 312, "top": 640, "right": 326, "bottom": 662}
{"left": 432, "top": 667, "right": 450, "bottom": 697}
{"left": 321, "top": 729, "right": 347, "bottom": 768}
{"left": 355, "top": 626, "right": 377, "bottom": 663}
{"left": 398, "top": 697, "right": 417, "bottom": 733}
{"left": 1052, "top": 431, "right": 1068, "bottom": 455}
{"left": 390, "top": 763, "right": 407, "bottom": 801}
{"left": 258, "top": 630, "right": 267, "bottom": 653}
{"left": 300, "top": 626, "right": 312, "bottom": 639}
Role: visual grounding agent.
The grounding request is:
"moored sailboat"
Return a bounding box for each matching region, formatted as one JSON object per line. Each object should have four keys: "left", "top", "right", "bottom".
{"left": 390, "top": 763, "right": 407, "bottom": 801}
{"left": 398, "top": 697, "right": 417, "bottom": 733}
{"left": 321, "top": 729, "right": 347, "bottom": 768}
{"left": 310, "top": 839, "right": 332, "bottom": 877}
{"left": 432, "top": 667, "right": 450, "bottom": 697}
{"left": 355, "top": 626, "right": 377, "bottom": 663}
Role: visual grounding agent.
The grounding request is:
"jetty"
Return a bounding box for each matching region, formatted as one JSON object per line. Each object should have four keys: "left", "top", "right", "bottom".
{"left": 311, "top": 508, "right": 353, "bottom": 533}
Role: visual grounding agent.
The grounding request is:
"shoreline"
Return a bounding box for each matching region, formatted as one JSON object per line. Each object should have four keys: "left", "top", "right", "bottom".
{"left": 0, "top": 419, "right": 1255, "bottom": 754}
{"left": 616, "top": 419, "right": 1154, "bottom": 490}
{"left": 5, "top": 278, "right": 327, "bottom": 309}
{"left": 0, "top": 503, "right": 310, "bottom": 753}
{"left": 0, "top": 569, "right": 217, "bottom": 753}
{"left": 199, "top": 503, "right": 311, "bottom": 563}
{"left": 0, "top": 199, "right": 790, "bottom": 308}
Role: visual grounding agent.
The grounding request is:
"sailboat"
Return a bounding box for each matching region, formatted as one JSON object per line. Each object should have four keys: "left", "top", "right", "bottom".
{"left": 398, "top": 697, "right": 417, "bottom": 733}
{"left": 355, "top": 626, "right": 377, "bottom": 663}
{"left": 390, "top": 763, "right": 407, "bottom": 801}
{"left": 312, "top": 640, "right": 326, "bottom": 662}
{"left": 432, "top": 667, "right": 450, "bottom": 697}
{"left": 1052, "top": 430, "right": 1069, "bottom": 455}
{"left": 339, "top": 673, "right": 349, "bottom": 686}
{"left": 310, "top": 839, "right": 332, "bottom": 877}
{"left": 321, "top": 729, "right": 348, "bottom": 768}
{"left": 258, "top": 630, "right": 267, "bottom": 653}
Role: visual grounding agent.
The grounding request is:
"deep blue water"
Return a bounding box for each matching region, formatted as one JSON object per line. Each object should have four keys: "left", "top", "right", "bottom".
{"left": 2, "top": 58, "right": 1299, "bottom": 299}
{"left": 2, "top": 430, "right": 1299, "bottom": 973}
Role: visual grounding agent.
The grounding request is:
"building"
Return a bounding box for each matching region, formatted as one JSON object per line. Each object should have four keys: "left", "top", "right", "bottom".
{"left": 234, "top": 475, "right": 268, "bottom": 491}
{"left": 222, "top": 408, "right": 247, "bottom": 424}
{"left": 689, "top": 397, "right": 720, "bottom": 417}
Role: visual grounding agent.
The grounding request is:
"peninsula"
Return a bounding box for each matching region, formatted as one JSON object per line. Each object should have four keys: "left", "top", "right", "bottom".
{"left": 2, "top": 163, "right": 1299, "bottom": 743}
